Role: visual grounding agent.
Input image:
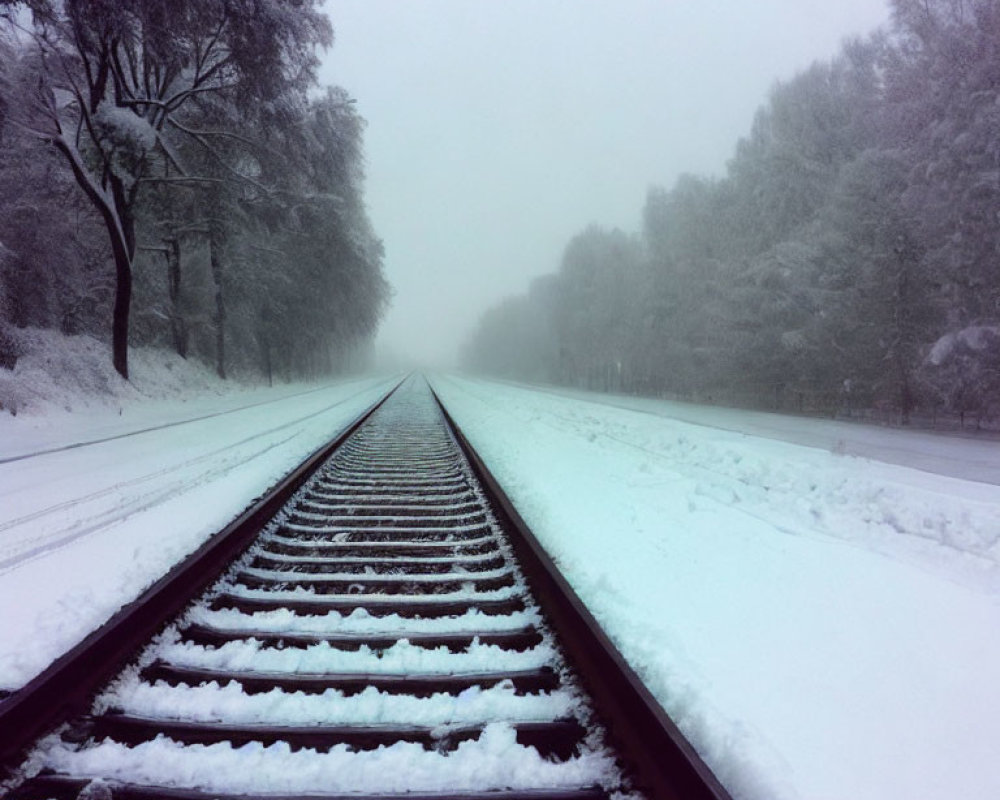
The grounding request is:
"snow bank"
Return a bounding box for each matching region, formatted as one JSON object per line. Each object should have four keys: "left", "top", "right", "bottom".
{"left": 431, "top": 374, "right": 1000, "bottom": 800}
{"left": 0, "top": 359, "right": 397, "bottom": 689}
{"left": 0, "top": 328, "right": 238, "bottom": 418}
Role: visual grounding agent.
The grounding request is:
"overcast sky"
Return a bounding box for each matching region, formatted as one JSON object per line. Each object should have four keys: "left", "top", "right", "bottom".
{"left": 318, "top": 1, "right": 891, "bottom": 367}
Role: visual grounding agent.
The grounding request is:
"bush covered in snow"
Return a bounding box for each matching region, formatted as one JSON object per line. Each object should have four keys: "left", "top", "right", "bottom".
{"left": 924, "top": 325, "right": 1000, "bottom": 424}
{"left": 0, "top": 328, "right": 244, "bottom": 417}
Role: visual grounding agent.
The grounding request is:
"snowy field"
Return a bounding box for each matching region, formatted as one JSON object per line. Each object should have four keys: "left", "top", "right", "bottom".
{"left": 493, "top": 378, "right": 1000, "bottom": 486}
{"left": 431, "top": 375, "right": 1000, "bottom": 800}
{"left": 0, "top": 364, "right": 399, "bottom": 691}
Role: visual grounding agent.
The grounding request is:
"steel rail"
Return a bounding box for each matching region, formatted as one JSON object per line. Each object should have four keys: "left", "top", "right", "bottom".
{"left": 432, "top": 387, "right": 734, "bottom": 800}
{"left": 0, "top": 378, "right": 403, "bottom": 776}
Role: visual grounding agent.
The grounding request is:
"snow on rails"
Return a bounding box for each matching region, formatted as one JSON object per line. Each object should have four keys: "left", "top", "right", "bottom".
{"left": 0, "top": 376, "right": 729, "bottom": 800}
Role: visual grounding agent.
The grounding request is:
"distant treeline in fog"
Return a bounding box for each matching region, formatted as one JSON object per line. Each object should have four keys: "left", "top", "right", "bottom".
{"left": 0, "top": 1, "right": 388, "bottom": 383}
{"left": 464, "top": 0, "right": 1000, "bottom": 425}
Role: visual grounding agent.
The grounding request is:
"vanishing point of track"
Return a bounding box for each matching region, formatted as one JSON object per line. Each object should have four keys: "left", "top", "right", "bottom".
{"left": 0, "top": 376, "right": 730, "bottom": 800}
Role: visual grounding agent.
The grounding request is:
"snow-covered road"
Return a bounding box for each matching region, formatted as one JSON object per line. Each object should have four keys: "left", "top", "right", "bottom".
{"left": 0, "top": 375, "right": 398, "bottom": 690}
{"left": 431, "top": 375, "right": 1000, "bottom": 800}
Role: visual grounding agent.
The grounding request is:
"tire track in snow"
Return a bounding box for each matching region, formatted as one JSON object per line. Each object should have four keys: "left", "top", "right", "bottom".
{"left": 435, "top": 375, "right": 1000, "bottom": 585}
{"left": 0, "top": 432, "right": 301, "bottom": 574}
{"left": 0, "top": 377, "right": 377, "bottom": 465}
{"left": 0, "top": 383, "right": 391, "bottom": 573}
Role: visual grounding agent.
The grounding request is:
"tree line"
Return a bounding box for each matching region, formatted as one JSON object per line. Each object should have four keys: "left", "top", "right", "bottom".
{"left": 0, "top": 0, "right": 388, "bottom": 383}
{"left": 464, "top": 0, "right": 1000, "bottom": 425}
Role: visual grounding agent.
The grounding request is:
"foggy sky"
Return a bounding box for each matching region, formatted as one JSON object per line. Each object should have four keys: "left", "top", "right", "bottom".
{"left": 318, "top": 1, "right": 891, "bottom": 368}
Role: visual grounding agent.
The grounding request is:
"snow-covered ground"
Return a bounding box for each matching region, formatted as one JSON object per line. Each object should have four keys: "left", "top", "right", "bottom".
{"left": 0, "top": 354, "right": 399, "bottom": 690}
{"left": 4, "top": 354, "right": 999, "bottom": 799}
{"left": 431, "top": 374, "right": 1000, "bottom": 800}
{"left": 493, "top": 377, "right": 1000, "bottom": 486}
{"left": 0, "top": 328, "right": 377, "bottom": 461}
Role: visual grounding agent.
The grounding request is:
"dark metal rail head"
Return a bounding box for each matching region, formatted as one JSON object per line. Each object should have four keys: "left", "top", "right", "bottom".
{"left": 431, "top": 386, "right": 734, "bottom": 800}
{"left": 0, "top": 379, "right": 402, "bottom": 776}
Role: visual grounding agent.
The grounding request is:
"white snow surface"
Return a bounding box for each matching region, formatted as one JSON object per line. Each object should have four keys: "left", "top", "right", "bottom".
{"left": 34, "top": 724, "right": 615, "bottom": 793}
{"left": 6, "top": 356, "right": 999, "bottom": 798}
{"left": 490, "top": 377, "right": 1000, "bottom": 486}
{"left": 102, "top": 678, "right": 576, "bottom": 726}
{"left": 154, "top": 635, "right": 557, "bottom": 675}
{"left": 184, "top": 605, "right": 540, "bottom": 635}
{"left": 238, "top": 564, "right": 513, "bottom": 583}
{"left": 0, "top": 363, "right": 399, "bottom": 689}
{"left": 430, "top": 374, "right": 1000, "bottom": 800}
{"left": 223, "top": 584, "right": 521, "bottom": 604}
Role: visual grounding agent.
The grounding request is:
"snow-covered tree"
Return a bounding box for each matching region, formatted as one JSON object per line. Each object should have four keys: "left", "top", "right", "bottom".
{"left": 465, "top": 3, "right": 998, "bottom": 422}
{"left": 0, "top": 47, "right": 112, "bottom": 340}
{"left": 885, "top": 0, "right": 1000, "bottom": 328}
{"left": 0, "top": 0, "right": 332, "bottom": 378}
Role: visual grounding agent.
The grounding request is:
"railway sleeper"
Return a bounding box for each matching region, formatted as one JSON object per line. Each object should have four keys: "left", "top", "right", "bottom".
{"left": 14, "top": 774, "right": 611, "bottom": 800}
{"left": 139, "top": 662, "right": 560, "bottom": 696}
{"left": 317, "top": 473, "right": 467, "bottom": 487}
{"left": 306, "top": 488, "right": 477, "bottom": 503}
{"left": 208, "top": 592, "right": 527, "bottom": 617}
{"left": 177, "top": 623, "right": 545, "bottom": 652}
{"left": 232, "top": 571, "right": 515, "bottom": 593}
{"left": 78, "top": 715, "right": 589, "bottom": 759}
{"left": 334, "top": 459, "right": 462, "bottom": 472}
{"left": 297, "top": 500, "right": 484, "bottom": 517}
{"left": 258, "top": 539, "right": 501, "bottom": 558}
{"left": 314, "top": 474, "right": 469, "bottom": 485}
{"left": 247, "top": 553, "right": 508, "bottom": 573}
{"left": 286, "top": 513, "right": 489, "bottom": 528}
{"left": 278, "top": 523, "right": 493, "bottom": 538}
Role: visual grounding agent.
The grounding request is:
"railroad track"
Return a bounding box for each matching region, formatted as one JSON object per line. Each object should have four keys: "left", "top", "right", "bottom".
{"left": 0, "top": 376, "right": 730, "bottom": 800}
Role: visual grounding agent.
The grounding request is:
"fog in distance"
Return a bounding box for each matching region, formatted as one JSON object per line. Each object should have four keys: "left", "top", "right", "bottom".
{"left": 319, "top": 1, "right": 891, "bottom": 368}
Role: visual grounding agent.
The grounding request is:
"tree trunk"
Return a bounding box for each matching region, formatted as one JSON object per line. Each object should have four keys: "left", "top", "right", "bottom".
{"left": 209, "top": 222, "right": 226, "bottom": 380}
{"left": 164, "top": 237, "right": 188, "bottom": 358}
{"left": 111, "top": 256, "right": 132, "bottom": 379}
{"left": 262, "top": 337, "right": 273, "bottom": 386}
{"left": 893, "top": 237, "right": 918, "bottom": 425}
{"left": 52, "top": 137, "right": 134, "bottom": 380}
